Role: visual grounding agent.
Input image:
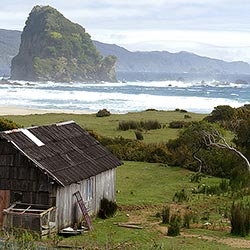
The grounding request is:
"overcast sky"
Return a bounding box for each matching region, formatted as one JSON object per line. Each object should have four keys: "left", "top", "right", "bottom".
{"left": 1, "top": 0, "right": 250, "bottom": 63}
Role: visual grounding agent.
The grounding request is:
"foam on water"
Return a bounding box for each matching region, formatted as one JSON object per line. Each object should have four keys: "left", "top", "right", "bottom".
{"left": 1, "top": 79, "right": 249, "bottom": 113}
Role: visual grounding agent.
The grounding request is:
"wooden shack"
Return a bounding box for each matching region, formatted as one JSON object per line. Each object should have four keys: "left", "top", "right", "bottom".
{"left": 0, "top": 121, "right": 122, "bottom": 235}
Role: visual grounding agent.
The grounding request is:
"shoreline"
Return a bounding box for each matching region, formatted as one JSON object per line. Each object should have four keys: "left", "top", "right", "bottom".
{"left": 0, "top": 106, "right": 94, "bottom": 116}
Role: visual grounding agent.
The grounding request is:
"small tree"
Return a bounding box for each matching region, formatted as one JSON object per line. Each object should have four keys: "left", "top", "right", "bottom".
{"left": 167, "top": 214, "right": 181, "bottom": 236}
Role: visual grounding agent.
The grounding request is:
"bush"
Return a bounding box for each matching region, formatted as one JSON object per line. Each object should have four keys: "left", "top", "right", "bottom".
{"left": 162, "top": 206, "right": 170, "bottom": 224}
{"left": 169, "top": 121, "right": 189, "bottom": 129}
{"left": 96, "top": 109, "right": 111, "bottom": 117}
{"left": 231, "top": 202, "right": 250, "bottom": 237}
{"left": 98, "top": 198, "right": 118, "bottom": 219}
{"left": 167, "top": 214, "right": 181, "bottom": 236}
{"left": 189, "top": 172, "right": 203, "bottom": 183}
{"left": 193, "top": 180, "right": 230, "bottom": 196}
{"left": 135, "top": 131, "right": 144, "bottom": 140}
{"left": 141, "top": 120, "right": 161, "bottom": 130}
{"left": 118, "top": 120, "right": 138, "bottom": 130}
{"left": 118, "top": 120, "right": 161, "bottom": 131}
{"left": 180, "top": 109, "right": 188, "bottom": 113}
{"left": 204, "top": 105, "right": 235, "bottom": 123}
{"left": 145, "top": 108, "right": 158, "bottom": 112}
{"left": 0, "top": 118, "right": 20, "bottom": 131}
{"left": 173, "top": 189, "right": 189, "bottom": 202}
{"left": 230, "top": 167, "right": 250, "bottom": 190}
{"left": 183, "top": 210, "right": 192, "bottom": 229}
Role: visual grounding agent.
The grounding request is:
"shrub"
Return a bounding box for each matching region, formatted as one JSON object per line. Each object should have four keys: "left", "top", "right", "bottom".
{"left": 169, "top": 120, "right": 188, "bottom": 129}
{"left": 231, "top": 202, "right": 250, "bottom": 237}
{"left": 230, "top": 167, "right": 250, "bottom": 190}
{"left": 98, "top": 198, "right": 118, "bottom": 219}
{"left": 184, "top": 114, "right": 192, "bottom": 119}
{"left": 162, "top": 206, "right": 170, "bottom": 224}
{"left": 189, "top": 172, "right": 203, "bottom": 183}
{"left": 96, "top": 109, "right": 111, "bottom": 117}
{"left": 204, "top": 105, "right": 235, "bottom": 123}
{"left": 141, "top": 120, "right": 161, "bottom": 130}
{"left": 3, "top": 228, "right": 37, "bottom": 249}
{"left": 193, "top": 182, "right": 229, "bottom": 196}
{"left": 167, "top": 214, "right": 181, "bottom": 236}
{"left": 145, "top": 108, "right": 158, "bottom": 112}
{"left": 183, "top": 210, "right": 192, "bottom": 229}
{"left": 135, "top": 131, "right": 144, "bottom": 140}
{"left": 118, "top": 120, "right": 161, "bottom": 131}
{"left": 173, "top": 189, "right": 189, "bottom": 203}
{"left": 118, "top": 120, "right": 138, "bottom": 130}
{"left": 0, "top": 118, "right": 20, "bottom": 131}
{"left": 180, "top": 109, "right": 188, "bottom": 113}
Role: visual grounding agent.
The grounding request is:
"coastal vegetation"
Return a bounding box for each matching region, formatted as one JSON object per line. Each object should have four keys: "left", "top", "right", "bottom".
{"left": 2, "top": 107, "right": 250, "bottom": 248}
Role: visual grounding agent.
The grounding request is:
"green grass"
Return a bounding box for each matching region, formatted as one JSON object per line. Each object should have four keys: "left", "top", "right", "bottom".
{"left": 55, "top": 161, "right": 249, "bottom": 249}
{"left": 3, "top": 110, "right": 206, "bottom": 143}
{"left": 116, "top": 161, "right": 221, "bottom": 206}
{"left": 3, "top": 111, "right": 249, "bottom": 248}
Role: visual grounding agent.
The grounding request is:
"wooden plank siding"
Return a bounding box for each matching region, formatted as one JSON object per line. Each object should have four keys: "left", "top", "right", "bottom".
{"left": 0, "top": 122, "right": 122, "bottom": 233}
{"left": 56, "top": 169, "right": 116, "bottom": 230}
{"left": 95, "top": 168, "right": 116, "bottom": 211}
{"left": 0, "top": 141, "right": 57, "bottom": 206}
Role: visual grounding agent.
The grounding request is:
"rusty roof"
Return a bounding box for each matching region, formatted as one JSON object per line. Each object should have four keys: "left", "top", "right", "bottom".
{"left": 0, "top": 121, "right": 122, "bottom": 186}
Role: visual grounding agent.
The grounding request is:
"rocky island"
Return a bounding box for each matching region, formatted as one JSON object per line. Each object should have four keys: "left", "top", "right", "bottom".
{"left": 11, "top": 5, "right": 117, "bottom": 82}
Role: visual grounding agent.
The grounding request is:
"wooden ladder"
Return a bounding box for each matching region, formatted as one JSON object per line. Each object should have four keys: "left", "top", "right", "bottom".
{"left": 73, "top": 191, "right": 93, "bottom": 231}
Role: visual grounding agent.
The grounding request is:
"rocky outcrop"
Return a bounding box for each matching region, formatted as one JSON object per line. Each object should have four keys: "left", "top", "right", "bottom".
{"left": 11, "top": 5, "right": 117, "bottom": 82}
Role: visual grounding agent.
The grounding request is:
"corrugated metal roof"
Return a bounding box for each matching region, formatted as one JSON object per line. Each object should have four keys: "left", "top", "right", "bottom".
{"left": 0, "top": 121, "right": 122, "bottom": 186}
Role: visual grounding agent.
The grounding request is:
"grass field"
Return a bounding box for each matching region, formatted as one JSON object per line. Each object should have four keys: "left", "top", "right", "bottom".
{"left": 54, "top": 161, "right": 250, "bottom": 249}
{"left": 3, "top": 110, "right": 206, "bottom": 143}
{"left": 2, "top": 111, "right": 250, "bottom": 249}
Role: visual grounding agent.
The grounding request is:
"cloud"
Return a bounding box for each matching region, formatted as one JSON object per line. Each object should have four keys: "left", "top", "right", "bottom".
{"left": 1, "top": 1, "right": 250, "bottom": 63}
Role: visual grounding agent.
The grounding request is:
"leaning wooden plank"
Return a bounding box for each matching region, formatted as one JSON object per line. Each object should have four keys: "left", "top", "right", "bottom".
{"left": 117, "top": 223, "right": 143, "bottom": 229}
{"left": 73, "top": 191, "right": 93, "bottom": 231}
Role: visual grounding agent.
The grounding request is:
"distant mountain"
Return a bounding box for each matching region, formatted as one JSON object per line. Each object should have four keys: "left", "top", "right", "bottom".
{"left": 93, "top": 41, "right": 250, "bottom": 81}
{"left": 11, "top": 6, "right": 116, "bottom": 82}
{"left": 0, "top": 28, "right": 250, "bottom": 81}
{"left": 0, "top": 29, "right": 21, "bottom": 76}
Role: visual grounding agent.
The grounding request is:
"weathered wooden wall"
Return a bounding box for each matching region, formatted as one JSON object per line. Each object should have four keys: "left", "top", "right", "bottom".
{"left": 56, "top": 168, "right": 116, "bottom": 230}
{"left": 0, "top": 140, "right": 57, "bottom": 206}
{"left": 95, "top": 168, "right": 116, "bottom": 211}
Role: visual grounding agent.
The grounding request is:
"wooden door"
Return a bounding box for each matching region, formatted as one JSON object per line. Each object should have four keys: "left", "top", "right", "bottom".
{"left": 0, "top": 190, "right": 10, "bottom": 226}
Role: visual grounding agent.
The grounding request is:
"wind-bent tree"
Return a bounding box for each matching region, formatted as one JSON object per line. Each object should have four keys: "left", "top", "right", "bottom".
{"left": 168, "top": 121, "right": 249, "bottom": 176}
{"left": 201, "top": 129, "right": 250, "bottom": 172}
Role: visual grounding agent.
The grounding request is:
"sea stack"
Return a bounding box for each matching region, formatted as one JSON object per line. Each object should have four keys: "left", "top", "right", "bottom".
{"left": 11, "top": 5, "right": 117, "bottom": 82}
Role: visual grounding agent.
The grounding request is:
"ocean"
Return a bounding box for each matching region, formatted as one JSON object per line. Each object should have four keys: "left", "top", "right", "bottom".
{"left": 1, "top": 79, "right": 250, "bottom": 114}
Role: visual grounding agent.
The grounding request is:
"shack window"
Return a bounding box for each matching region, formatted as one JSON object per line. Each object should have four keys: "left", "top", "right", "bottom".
{"left": 84, "top": 178, "right": 93, "bottom": 201}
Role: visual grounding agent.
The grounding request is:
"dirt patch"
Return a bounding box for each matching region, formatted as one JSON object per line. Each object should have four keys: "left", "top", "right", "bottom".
{"left": 182, "top": 233, "right": 250, "bottom": 249}
{"left": 120, "top": 206, "right": 250, "bottom": 249}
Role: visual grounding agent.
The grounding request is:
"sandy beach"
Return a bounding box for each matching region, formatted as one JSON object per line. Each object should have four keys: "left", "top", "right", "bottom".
{"left": 0, "top": 106, "right": 93, "bottom": 116}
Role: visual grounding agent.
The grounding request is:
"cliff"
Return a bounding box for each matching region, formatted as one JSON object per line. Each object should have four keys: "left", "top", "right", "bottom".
{"left": 11, "top": 5, "right": 117, "bottom": 82}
